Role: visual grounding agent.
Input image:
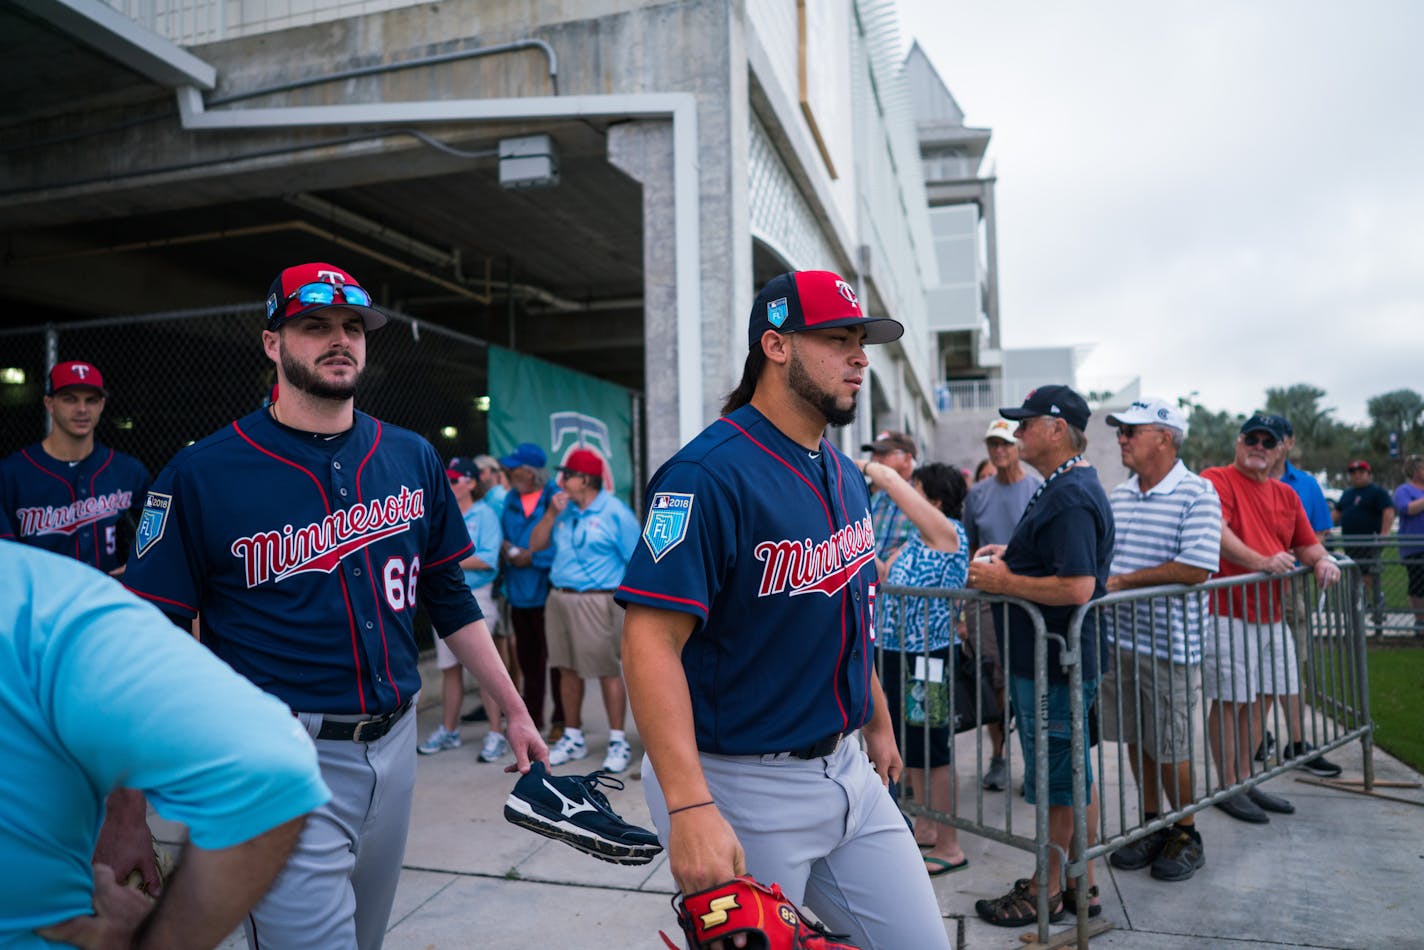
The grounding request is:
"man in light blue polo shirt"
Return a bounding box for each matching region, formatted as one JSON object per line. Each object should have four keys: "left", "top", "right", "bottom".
{"left": 1, "top": 540, "right": 330, "bottom": 948}
{"left": 529, "top": 448, "right": 641, "bottom": 773}
{"left": 1099, "top": 398, "right": 1220, "bottom": 884}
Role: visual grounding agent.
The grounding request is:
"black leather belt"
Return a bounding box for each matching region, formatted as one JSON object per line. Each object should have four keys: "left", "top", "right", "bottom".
{"left": 553, "top": 587, "right": 617, "bottom": 594}
{"left": 789, "top": 731, "right": 847, "bottom": 760}
{"left": 315, "top": 699, "right": 413, "bottom": 742}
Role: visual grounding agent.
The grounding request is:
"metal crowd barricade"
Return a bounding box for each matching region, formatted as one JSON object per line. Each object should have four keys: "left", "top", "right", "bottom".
{"left": 1326, "top": 534, "right": 1424, "bottom": 639}
{"left": 878, "top": 563, "right": 1375, "bottom": 949}
{"left": 878, "top": 584, "right": 1070, "bottom": 944}
{"left": 1065, "top": 562, "right": 1373, "bottom": 948}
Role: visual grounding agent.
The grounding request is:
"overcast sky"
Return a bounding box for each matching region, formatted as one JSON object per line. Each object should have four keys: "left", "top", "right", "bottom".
{"left": 896, "top": 0, "right": 1424, "bottom": 424}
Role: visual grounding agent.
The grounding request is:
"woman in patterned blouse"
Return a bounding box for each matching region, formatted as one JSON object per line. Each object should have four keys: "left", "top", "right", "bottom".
{"left": 858, "top": 459, "right": 970, "bottom": 878}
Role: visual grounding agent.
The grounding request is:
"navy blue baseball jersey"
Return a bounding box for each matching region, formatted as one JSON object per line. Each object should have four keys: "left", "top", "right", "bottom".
{"left": 616, "top": 404, "right": 878, "bottom": 756}
{"left": 122, "top": 408, "right": 481, "bottom": 715}
{"left": 0, "top": 442, "right": 151, "bottom": 573}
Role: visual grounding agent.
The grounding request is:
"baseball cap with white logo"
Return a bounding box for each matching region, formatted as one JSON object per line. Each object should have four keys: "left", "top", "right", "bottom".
{"left": 747, "top": 271, "right": 904, "bottom": 349}
{"left": 46, "top": 360, "right": 108, "bottom": 396}
{"left": 265, "top": 262, "right": 388, "bottom": 332}
{"left": 1106, "top": 397, "right": 1189, "bottom": 435}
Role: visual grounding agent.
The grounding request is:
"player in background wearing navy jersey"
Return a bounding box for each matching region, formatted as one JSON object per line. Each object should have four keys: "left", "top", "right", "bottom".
{"left": 123, "top": 262, "right": 546, "bottom": 949}
{"left": 0, "top": 360, "right": 159, "bottom": 894}
{"left": 0, "top": 360, "right": 150, "bottom": 576}
{"left": 619, "top": 271, "right": 951, "bottom": 949}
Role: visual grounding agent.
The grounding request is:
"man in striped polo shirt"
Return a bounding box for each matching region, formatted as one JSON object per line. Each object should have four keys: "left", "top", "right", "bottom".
{"left": 1099, "top": 398, "right": 1221, "bottom": 883}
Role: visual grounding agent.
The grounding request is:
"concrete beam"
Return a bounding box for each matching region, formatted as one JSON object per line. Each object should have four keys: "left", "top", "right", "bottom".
{"left": 14, "top": 0, "right": 216, "bottom": 90}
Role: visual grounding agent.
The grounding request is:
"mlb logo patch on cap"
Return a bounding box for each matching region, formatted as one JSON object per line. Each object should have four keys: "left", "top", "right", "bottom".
{"left": 767, "top": 297, "right": 789, "bottom": 329}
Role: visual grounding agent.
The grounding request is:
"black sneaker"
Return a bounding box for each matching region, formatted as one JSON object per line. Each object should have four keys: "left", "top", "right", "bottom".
{"left": 1288, "top": 742, "right": 1343, "bottom": 777}
{"left": 1214, "top": 791, "right": 1269, "bottom": 824}
{"left": 460, "top": 705, "right": 488, "bottom": 723}
{"left": 1247, "top": 786, "right": 1295, "bottom": 814}
{"left": 1109, "top": 826, "right": 1171, "bottom": 871}
{"left": 1150, "top": 829, "right": 1205, "bottom": 882}
{"left": 504, "top": 762, "right": 663, "bottom": 865}
{"left": 1253, "top": 730, "right": 1276, "bottom": 763}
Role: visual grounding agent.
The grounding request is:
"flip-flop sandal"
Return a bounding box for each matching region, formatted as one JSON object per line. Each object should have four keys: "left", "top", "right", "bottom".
{"left": 924, "top": 856, "right": 970, "bottom": 877}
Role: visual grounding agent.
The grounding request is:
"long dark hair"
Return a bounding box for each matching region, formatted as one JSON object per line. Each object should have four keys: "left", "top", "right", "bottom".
{"left": 721, "top": 346, "right": 766, "bottom": 415}
{"left": 913, "top": 462, "right": 968, "bottom": 520}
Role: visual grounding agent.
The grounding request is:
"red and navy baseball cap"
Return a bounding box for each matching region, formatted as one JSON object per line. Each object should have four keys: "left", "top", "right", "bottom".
{"left": 747, "top": 270, "right": 904, "bottom": 349}
{"left": 46, "top": 360, "right": 108, "bottom": 396}
{"left": 265, "top": 262, "right": 388, "bottom": 332}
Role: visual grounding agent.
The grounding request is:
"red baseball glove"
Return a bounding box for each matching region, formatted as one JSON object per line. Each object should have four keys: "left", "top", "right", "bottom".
{"left": 659, "top": 875, "right": 861, "bottom": 949}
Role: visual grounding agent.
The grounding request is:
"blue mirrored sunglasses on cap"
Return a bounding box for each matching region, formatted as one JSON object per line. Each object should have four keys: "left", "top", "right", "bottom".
{"left": 268, "top": 282, "right": 373, "bottom": 321}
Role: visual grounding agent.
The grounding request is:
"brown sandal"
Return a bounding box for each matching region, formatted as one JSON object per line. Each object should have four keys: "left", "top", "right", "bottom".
{"left": 976, "top": 882, "right": 1065, "bottom": 927}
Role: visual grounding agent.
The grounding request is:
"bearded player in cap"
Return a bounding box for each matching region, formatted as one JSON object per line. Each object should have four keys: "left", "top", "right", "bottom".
{"left": 124, "top": 262, "right": 546, "bottom": 949}
{"left": 620, "top": 271, "right": 952, "bottom": 948}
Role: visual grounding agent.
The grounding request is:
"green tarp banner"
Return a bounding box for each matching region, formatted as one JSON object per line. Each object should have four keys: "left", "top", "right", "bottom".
{"left": 487, "top": 345, "right": 635, "bottom": 507}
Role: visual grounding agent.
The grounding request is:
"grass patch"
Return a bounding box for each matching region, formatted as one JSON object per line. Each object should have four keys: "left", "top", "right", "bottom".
{"left": 1365, "top": 647, "right": 1424, "bottom": 772}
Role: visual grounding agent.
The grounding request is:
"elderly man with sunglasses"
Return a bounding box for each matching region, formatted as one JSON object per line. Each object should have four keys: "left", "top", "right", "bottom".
{"left": 1198, "top": 414, "right": 1340, "bottom": 824}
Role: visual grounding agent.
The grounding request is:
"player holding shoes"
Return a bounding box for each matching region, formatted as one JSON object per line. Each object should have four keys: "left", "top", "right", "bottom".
{"left": 619, "top": 271, "right": 951, "bottom": 949}
{"left": 124, "top": 262, "right": 546, "bottom": 949}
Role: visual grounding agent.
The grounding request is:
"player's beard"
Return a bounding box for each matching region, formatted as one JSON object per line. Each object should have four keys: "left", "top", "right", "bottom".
{"left": 786, "top": 348, "right": 857, "bottom": 428}
{"left": 281, "top": 347, "right": 364, "bottom": 401}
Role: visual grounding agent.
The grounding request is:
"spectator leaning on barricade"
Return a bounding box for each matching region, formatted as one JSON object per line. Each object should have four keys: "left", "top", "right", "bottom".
{"left": 961, "top": 417, "right": 1043, "bottom": 793}
{"left": 1335, "top": 459, "right": 1394, "bottom": 625}
{"left": 862, "top": 459, "right": 972, "bottom": 879}
{"left": 529, "top": 448, "right": 642, "bottom": 773}
{"left": 1392, "top": 455, "right": 1424, "bottom": 634}
{"left": 2, "top": 541, "right": 330, "bottom": 949}
{"left": 1199, "top": 414, "right": 1342, "bottom": 825}
{"left": 863, "top": 429, "right": 919, "bottom": 560}
{"left": 1261, "top": 416, "right": 1340, "bottom": 773}
{"left": 967, "top": 385, "right": 1113, "bottom": 927}
{"left": 1098, "top": 399, "right": 1221, "bottom": 883}
{"left": 499, "top": 443, "right": 567, "bottom": 740}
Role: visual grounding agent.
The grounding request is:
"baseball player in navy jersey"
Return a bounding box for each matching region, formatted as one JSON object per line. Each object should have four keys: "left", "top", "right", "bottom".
{"left": 0, "top": 360, "right": 151, "bottom": 576}
{"left": 123, "top": 262, "right": 546, "bottom": 949}
{"left": 619, "top": 270, "right": 951, "bottom": 949}
{"left": 0, "top": 359, "right": 159, "bottom": 894}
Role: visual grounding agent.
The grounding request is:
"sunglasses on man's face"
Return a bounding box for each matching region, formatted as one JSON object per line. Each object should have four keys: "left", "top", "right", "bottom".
{"left": 1242, "top": 434, "right": 1279, "bottom": 449}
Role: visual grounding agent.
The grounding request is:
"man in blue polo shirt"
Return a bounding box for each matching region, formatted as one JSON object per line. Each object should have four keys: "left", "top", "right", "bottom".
{"left": 968, "top": 384, "right": 1113, "bottom": 927}
{"left": 2, "top": 541, "right": 329, "bottom": 948}
{"left": 529, "top": 448, "right": 641, "bottom": 773}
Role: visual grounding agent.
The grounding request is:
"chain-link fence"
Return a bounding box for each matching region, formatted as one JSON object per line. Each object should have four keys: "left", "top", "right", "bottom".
{"left": 1326, "top": 535, "right": 1424, "bottom": 640}
{"left": 1, "top": 305, "right": 498, "bottom": 650}
{"left": 0, "top": 304, "right": 493, "bottom": 482}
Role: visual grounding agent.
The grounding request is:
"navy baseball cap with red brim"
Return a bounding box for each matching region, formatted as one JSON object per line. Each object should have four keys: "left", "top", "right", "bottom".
{"left": 747, "top": 271, "right": 903, "bottom": 349}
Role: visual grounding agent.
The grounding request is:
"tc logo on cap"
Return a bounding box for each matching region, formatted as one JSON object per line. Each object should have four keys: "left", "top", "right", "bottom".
{"left": 835, "top": 280, "right": 858, "bottom": 305}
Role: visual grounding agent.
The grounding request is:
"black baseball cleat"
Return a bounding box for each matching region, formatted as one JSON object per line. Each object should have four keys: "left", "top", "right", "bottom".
{"left": 505, "top": 762, "right": 664, "bottom": 866}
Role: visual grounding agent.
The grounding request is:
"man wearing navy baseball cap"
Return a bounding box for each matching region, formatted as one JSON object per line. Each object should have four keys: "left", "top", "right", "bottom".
{"left": 968, "top": 383, "right": 1113, "bottom": 925}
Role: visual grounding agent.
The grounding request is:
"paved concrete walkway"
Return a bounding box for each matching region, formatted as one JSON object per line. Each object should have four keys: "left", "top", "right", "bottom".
{"left": 197, "top": 665, "right": 1424, "bottom": 949}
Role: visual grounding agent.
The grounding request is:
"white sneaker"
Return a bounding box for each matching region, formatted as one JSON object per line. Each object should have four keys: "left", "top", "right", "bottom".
{"left": 418, "top": 725, "right": 461, "bottom": 755}
{"left": 548, "top": 733, "right": 588, "bottom": 766}
{"left": 602, "top": 738, "right": 631, "bottom": 774}
{"left": 479, "top": 731, "right": 510, "bottom": 763}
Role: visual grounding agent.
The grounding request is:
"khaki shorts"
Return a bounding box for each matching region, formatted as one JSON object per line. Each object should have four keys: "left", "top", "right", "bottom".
{"left": 1099, "top": 648, "right": 1200, "bottom": 762}
{"left": 434, "top": 584, "right": 499, "bottom": 669}
{"left": 546, "top": 588, "right": 624, "bottom": 678}
{"left": 1202, "top": 615, "right": 1299, "bottom": 703}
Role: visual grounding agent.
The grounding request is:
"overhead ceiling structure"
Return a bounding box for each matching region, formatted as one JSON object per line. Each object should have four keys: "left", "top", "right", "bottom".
{"left": 0, "top": 1, "right": 650, "bottom": 390}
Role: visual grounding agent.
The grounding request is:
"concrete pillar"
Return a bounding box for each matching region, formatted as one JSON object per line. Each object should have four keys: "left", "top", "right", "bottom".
{"left": 608, "top": 120, "right": 680, "bottom": 470}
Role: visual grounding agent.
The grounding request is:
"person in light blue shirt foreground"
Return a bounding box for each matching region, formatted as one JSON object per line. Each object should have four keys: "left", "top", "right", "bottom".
{"left": 530, "top": 448, "right": 642, "bottom": 773}
{"left": 0, "top": 540, "right": 329, "bottom": 949}
{"left": 865, "top": 460, "right": 971, "bottom": 880}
